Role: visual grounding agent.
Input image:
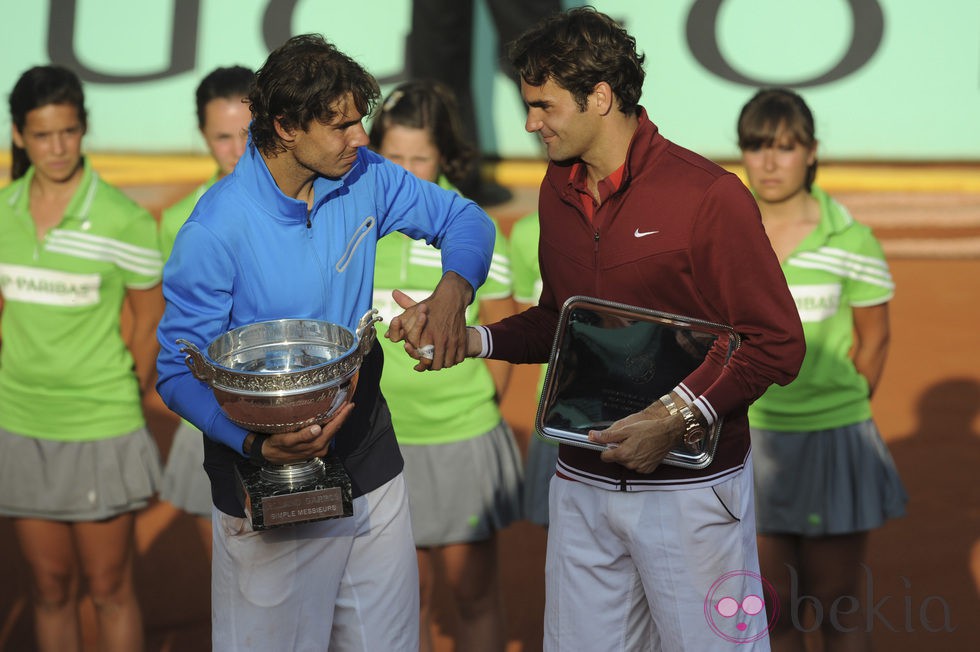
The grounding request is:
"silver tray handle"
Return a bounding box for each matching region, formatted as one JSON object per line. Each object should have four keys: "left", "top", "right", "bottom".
{"left": 177, "top": 339, "right": 215, "bottom": 384}
{"left": 356, "top": 308, "right": 383, "bottom": 354}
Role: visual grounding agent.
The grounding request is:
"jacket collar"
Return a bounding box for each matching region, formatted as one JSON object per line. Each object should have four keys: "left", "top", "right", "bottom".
{"left": 545, "top": 106, "right": 664, "bottom": 200}
{"left": 811, "top": 185, "right": 854, "bottom": 237}
{"left": 8, "top": 158, "right": 99, "bottom": 229}
{"left": 234, "top": 136, "right": 364, "bottom": 223}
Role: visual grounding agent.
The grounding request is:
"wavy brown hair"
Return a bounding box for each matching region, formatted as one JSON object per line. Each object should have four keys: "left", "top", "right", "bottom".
{"left": 248, "top": 34, "right": 380, "bottom": 156}
{"left": 507, "top": 6, "right": 645, "bottom": 115}
{"left": 368, "top": 79, "right": 476, "bottom": 189}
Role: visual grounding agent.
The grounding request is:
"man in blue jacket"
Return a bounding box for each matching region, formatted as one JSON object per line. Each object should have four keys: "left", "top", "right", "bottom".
{"left": 156, "top": 34, "right": 495, "bottom": 651}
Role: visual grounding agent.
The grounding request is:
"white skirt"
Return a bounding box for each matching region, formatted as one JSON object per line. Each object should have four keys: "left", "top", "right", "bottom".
{"left": 400, "top": 420, "right": 524, "bottom": 546}
{"left": 159, "top": 421, "right": 213, "bottom": 517}
{"left": 0, "top": 426, "right": 160, "bottom": 521}
{"left": 751, "top": 419, "right": 907, "bottom": 536}
{"left": 524, "top": 433, "right": 559, "bottom": 527}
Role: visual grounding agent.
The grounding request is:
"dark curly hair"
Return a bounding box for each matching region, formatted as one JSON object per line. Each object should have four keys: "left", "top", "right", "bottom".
{"left": 8, "top": 66, "right": 87, "bottom": 180}
{"left": 507, "top": 6, "right": 645, "bottom": 115}
{"left": 248, "top": 34, "right": 380, "bottom": 156}
{"left": 368, "top": 79, "right": 476, "bottom": 189}
{"left": 737, "top": 88, "right": 818, "bottom": 191}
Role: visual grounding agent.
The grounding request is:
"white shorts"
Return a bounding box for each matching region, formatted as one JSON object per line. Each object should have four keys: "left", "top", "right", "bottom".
{"left": 545, "top": 456, "right": 772, "bottom": 651}
{"left": 211, "top": 473, "right": 419, "bottom": 651}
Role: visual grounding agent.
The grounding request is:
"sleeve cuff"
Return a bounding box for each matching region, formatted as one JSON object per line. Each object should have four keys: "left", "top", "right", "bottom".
{"left": 472, "top": 325, "right": 491, "bottom": 358}
{"left": 674, "top": 383, "right": 717, "bottom": 426}
{"left": 209, "top": 417, "right": 250, "bottom": 457}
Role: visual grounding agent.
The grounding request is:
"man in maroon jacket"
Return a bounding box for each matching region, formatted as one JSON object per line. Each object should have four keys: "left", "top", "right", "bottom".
{"left": 392, "top": 7, "right": 804, "bottom": 651}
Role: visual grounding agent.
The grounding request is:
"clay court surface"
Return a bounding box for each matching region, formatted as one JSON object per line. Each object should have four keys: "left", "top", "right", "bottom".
{"left": 0, "top": 162, "right": 978, "bottom": 651}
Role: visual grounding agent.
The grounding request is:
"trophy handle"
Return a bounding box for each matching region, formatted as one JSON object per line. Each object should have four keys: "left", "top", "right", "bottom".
{"left": 177, "top": 339, "right": 215, "bottom": 383}
{"left": 356, "top": 308, "right": 382, "bottom": 354}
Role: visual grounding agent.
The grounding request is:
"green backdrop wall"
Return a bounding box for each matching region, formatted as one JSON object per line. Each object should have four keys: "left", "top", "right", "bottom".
{"left": 1, "top": 0, "right": 976, "bottom": 161}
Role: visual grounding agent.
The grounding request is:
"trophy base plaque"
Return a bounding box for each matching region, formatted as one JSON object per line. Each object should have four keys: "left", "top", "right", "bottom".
{"left": 235, "top": 456, "right": 354, "bottom": 530}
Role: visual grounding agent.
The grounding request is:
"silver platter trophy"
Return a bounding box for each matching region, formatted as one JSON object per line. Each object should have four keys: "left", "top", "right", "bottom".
{"left": 178, "top": 309, "right": 381, "bottom": 529}
{"left": 536, "top": 296, "right": 740, "bottom": 469}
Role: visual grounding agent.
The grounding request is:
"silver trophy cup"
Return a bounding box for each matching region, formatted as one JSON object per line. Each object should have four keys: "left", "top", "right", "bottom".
{"left": 177, "top": 309, "right": 381, "bottom": 529}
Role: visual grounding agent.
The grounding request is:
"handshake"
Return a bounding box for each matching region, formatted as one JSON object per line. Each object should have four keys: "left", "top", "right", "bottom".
{"left": 384, "top": 272, "right": 482, "bottom": 372}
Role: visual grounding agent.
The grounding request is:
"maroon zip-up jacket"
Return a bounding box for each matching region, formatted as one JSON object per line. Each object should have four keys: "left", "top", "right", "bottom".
{"left": 484, "top": 109, "right": 805, "bottom": 490}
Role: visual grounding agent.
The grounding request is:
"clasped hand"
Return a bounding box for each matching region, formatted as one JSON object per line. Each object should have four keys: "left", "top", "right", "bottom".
{"left": 258, "top": 403, "right": 355, "bottom": 465}
{"left": 384, "top": 273, "right": 471, "bottom": 372}
{"left": 588, "top": 401, "right": 684, "bottom": 474}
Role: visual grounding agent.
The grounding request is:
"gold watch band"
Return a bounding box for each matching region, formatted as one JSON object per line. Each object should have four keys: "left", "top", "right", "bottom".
{"left": 678, "top": 404, "right": 706, "bottom": 446}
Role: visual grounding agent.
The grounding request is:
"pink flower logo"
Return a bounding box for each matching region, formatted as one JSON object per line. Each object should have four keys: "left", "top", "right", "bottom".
{"left": 704, "top": 570, "right": 778, "bottom": 643}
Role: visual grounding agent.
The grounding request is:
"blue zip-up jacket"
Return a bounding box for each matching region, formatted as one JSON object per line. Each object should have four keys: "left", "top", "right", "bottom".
{"left": 156, "top": 140, "right": 495, "bottom": 516}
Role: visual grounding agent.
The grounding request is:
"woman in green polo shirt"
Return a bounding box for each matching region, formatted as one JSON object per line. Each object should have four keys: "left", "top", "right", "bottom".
{"left": 0, "top": 66, "right": 163, "bottom": 652}
{"left": 738, "top": 88, "right": 907, "bottom": 652}
{"left": 368, "top": 80, "right": 523, "bottom": 652}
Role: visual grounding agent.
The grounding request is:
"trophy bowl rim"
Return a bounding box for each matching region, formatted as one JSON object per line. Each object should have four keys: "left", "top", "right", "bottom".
{"left": 202, "top": 317, "right": 359, "bottom": 379}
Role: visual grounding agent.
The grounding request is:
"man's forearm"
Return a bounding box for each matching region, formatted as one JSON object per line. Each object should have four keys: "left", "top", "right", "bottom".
{"left": 433, "top": 270, "right": 473, "bottom": 307}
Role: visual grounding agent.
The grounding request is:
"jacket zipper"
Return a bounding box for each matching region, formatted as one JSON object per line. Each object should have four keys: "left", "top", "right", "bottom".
{"left": 336, "top": 216, "right": 376, "bottom": 273}
{"left": 593, "top": 229, "right": 600, "bottom": 293}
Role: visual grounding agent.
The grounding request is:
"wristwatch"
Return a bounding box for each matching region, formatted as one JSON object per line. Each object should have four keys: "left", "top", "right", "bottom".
{"left": 658, "top": 394, "right": 679, "bottom": 416}
{"left": 660, "top": 394, "right": 704, "bottom": 446}
{"left": 678, "top": 404, "right": 706, "bottom": 446}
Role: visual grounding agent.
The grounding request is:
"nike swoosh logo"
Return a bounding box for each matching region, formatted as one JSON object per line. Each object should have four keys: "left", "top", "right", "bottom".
{"left": 634, "top": 228, "right": 660, "bottom": 238}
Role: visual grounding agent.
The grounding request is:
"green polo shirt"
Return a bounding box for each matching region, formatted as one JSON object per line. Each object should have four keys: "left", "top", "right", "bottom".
{"left": 372, "top": 177, "right": 511, "bottom": 445}
{"left": 0, "top": 159, "right": 162, "bottom": 440}
{"left": 510, "top": 212, "right": 559, "bottom": 451}
{"left": 748, "top": 186, "right": 894, "bottom": 431}
{"left": 160, "top": 173, "right": 217, "bottom": 259}
{"left": 510, "top": 212, "right": 542, "bottom": 306}
{"left": 509, "top": 211, "right": 549, "bottom": 388}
